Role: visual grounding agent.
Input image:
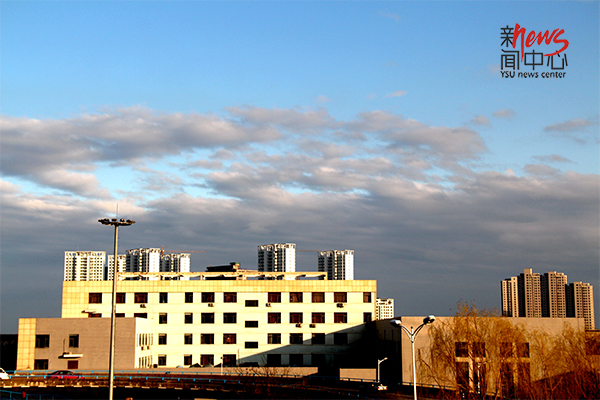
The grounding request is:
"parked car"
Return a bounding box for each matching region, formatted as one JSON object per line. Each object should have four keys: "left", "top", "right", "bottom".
{"left": 47, "top": 370, "right": 81, "bottom": 379}
{"left": 0, "top": 368, "right": 9, "bottom": 380}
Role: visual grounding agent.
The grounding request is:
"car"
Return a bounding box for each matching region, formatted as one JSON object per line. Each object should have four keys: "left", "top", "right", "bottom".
{"left": 0, "top": 368, "right": 9, "bottom": 380}
{"left": 47, "top": 370, "right": 81, "bottom": 379}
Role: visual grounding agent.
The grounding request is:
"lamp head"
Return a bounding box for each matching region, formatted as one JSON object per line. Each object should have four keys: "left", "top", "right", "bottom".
{"left": 390, "top": 319, "right": 402, "bottom": 327}
{"left": 423, "top": 315, "right": 436, "bottom": 325}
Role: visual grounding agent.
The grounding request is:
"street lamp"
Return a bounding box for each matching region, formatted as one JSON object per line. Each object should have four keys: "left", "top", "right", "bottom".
{"left": 390, "top": 315, "right": 435, "bottom": 400}
{"left": 98, "top": 218, "right": 135, "bottom": 400}
{"left": 377, "top": 357, "right": 388, "bottom": 386}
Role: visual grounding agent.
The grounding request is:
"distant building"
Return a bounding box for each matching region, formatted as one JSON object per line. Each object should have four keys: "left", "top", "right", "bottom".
{"left": 518, "top": 268, "right": 542, "bottom": 318}
{"left": 258, "top": 243, "right": 296, "bottom": 273}
{"left": 106, "top": 254, "right": 126, "bottom": 280}
{"left": 318, "top": 250, "right": 354, "bottom": 280}
{"left": 376, "top": 298, "right": 394, "bottom": 320}
{"left": 567, "top": 281, "right": 595, "bottom": 330}
{"left": 126, "top": 248, "right": 161, "bottom": 275}
{"left": 160, "top": 253, "right": 191, "bottom": 280}
{"left": 501, "top": 276, "right": 519, "bottom": 317}
{"left": 63, "top": 251, "right": 106, "bottom": 281}
{"left": 541, "top": 271, "right": 567, "bottom": 318}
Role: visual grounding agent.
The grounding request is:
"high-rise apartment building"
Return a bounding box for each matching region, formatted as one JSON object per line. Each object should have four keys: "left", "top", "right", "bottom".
{"left": 501, "top": 276, "right": 519, "bottom": 317}
{"left": 258, "top": 243, "right": 296, "bottom": 273}
{"left": 126, "top": 248, "right": 162, "bottom": 274}
{"left": 541, "top": 271, "right": 567, "bottom": 318}
{"left": 518, "top": 268, "right": 542, "bottom": 318}
{"left": 160, "top": 253, "right": 191, "bottom": 280}
{"left": 318, "top": 250, "right": 354, "bottom": 280}
{"left": 566, "top": 282, "right": 595, "bottom": 330}
{"left": 106, "top": 254, "right": 126, "bottom": 281}
{"left": 64, "top": 251, "right": 106, "bottom": 281}
{"left": 376, "top": 298, "right": 394, "bottom": 320}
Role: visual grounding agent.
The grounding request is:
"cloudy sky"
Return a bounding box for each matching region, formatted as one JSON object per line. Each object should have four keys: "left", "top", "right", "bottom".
{"left": 1, "top": 1, "right": 598, "bottom": 333}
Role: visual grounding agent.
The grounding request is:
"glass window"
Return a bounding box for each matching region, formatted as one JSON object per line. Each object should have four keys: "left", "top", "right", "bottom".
{"left": 312, "top": 333, "right": 325, "bottom": 345}
{"left": 268, "top": 292, "right": 281, "bottom": 303}
{"left": 116, "top": 293, "right": 126, "bottom": 304}
{"left": 223, "top": 333, "right": 236, "bottom": 344}
{"left": 501, "top": 342, "right": 513, "bottom": 358}
{"left": 158, "top": 334, "right": 167, "bottom": 345}
{"left": 334, "top": 292, "right": 347, "bottom": 303}
{"left": 34, "top": 359, "right": 49, "bottom": 370}
{"left": 290, "top": 292, "right": 303, "bottom": 303}
{"left": 223, "top": 313, "right": 237, "bottom": 324}
{"left": 185, "top": 292, "right": 194, "bottom": 303}
{"left": 289, "top": 333, "right": 303, "bottom": 344}
{"left": 158, "top": 355, "right": 167, "bottom": 366}
{"left": 201, "top": 354, "right": 214, "bottom": 366}
{"left": 268, "top": 333, "right": 281, "bottom": 344}
{"left": 363, "top": 292, "right": 372, "bottom": 303}
{"left": 473, "top": 342, "right": 486, "bottom": 358}
{"left": 290, "top": 313, "right": 303, "bottom": 324}
{"left": 201, "top": 334, "right": 214, "bottom": 344}
{"left": 184, "top": 355, "right": 192, "bottom": 366}
{"left": 334, "top": 313, "right": 347, "bottom": 323}
{"left": 312, "top": 313, "right": 325, "bottom": 324}
{"left": 245, "top": 341, "right": 259, "bottom": 349}
{"left": 222, "top": 354, "right": 236, "bottom": 367}
{"left": 133, "top": 313, "right": 147, "bottom": 319}
{"left": 201, "top": 313, "right": 214, "bottom": 324}
{"left": 245, "top": 320, "right": 259, "bottom": 328}
{"left": 268, "top": 313, "right": 281, "bottom": 324}
{"left": 89, "top": 313, "right": 102, "bottom": 318}
{"left": 69, "top": 334, "right": 79, "bottom": 348}
{"left": 159, "top": 313, "right": 167, "bottom": 324}
{"left": 184, "top": 333, "right": 193, "bottom": 345}
{"left": 159, "top": 292, "right": 168, "bottom": 303}
{"left": 312, "top": 292, "right": 325, "bottom": 303}
{"left": 202, "top": 292, "right": 215, "bottom": 303}
{"left": 134, "top": 293, "right": 148, "bottom": 303}
{"left": 184, "top": 313, "right": 193, "bottom": 324}
{"left": 35, "top": 335, "right": 49, "bottom": 348}
{"left": 223, "top": 292, "right": 237, "bottom": 303}
{"left": 89, "top": 293, "right": 102, "bottom": 304}
{"left": 517, "top": 343, "right": 530, "bottom": 358}
{"left": 266, "top": 354, "right": 281, "bottom": 366}
{"left": 455, "top": 342, "right": 469, "bottom": 357}
{"left": 289, "top": 354, "right": 303, "bottom": 367}
{"left": 115, "top": 313, "right": 125, "bottom": 318}
{"left": 245, "top": 300, "right": 259, "bottom": 307}
{"left": 334, "top": 333, "right": 348, "bottom": 345}
{"left": 363, "top": 312, "right": 372, "bottom": 323}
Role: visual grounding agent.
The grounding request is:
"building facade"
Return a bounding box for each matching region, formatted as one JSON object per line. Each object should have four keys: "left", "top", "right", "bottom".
{"left": 160, "top": 253, "right": 191, "bottom": 280}
{"left": 106, "top": 254, "right": 126, "bottom": 281}
{"left": 541, "top": 271, "right": 567, "bottom": 318}
{"left": 318, "top": 250, "right": 354, "bottom": 280}
{"left": 567, "top": 282, "right": 595, "bottom": 330}
{"left": 32, "top": 272, "right": 378, "bottom": 369}
{"left": 501, "top": 276, "right": 519, "bottom": 317}
{"left": 63, "top": 251, "right": 106, "bottom": 281}
{"left": 376, "top": 298, "right": 394, "bottom": 320}
{"left": 258, "top": 243, "right": 296, "bottom": 273}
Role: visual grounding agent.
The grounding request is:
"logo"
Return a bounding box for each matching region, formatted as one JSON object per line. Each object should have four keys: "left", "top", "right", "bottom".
{"left": 500, "top": 24, "right": 569, "bottom": 79}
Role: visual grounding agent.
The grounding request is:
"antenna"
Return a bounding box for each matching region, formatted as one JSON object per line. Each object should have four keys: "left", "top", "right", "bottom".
{"left": 116, "top": 204, "right": 119, "bottom": 219}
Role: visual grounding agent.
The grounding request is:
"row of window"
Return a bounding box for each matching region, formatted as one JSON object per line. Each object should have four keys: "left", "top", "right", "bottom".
{"left": 158, "top": 332, "right": 348, "bottom": 346}
{"left": 89, "top": 291, "right": 373, "bottom": 304}
{"left": 159, "top": 353, "right": 334, "bottom": 368}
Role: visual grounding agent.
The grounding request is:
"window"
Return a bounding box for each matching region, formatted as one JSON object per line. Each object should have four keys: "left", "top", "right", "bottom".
{"left": 134, "top": 293, "right": 148, "bottom": 303}
{"left": 289, "top": 354, "right": 303, "bottom": 367}
{"left": 473, "top": 342, "right": 486, "bottom": 358}
{"left": 290, "top": 333, "right": 303, "bottom": 344}
{"left": 159, "top": 313, "right": 168, "bottom": 324}
{"left": 245, "top": 341, "right": 259, "bottom": 349}
{"left": 363, "top": 312, "right": 372, "bottom": 323}
{"left": 334, "top": 313, "right": 347, "bottom": 323}
{"left": 245, "top": 300, "right": 259, "bottom": 307}
{"left": 201, "top": 292, "right": 215, "bottom": 303}
{"left": 289, "top": 313, "right": 303, "bottom": 324}
{"left": 35, "top": 335, "right": 50, "bottom": 348}
{"left": 184, "top": 334, "right": 193, "bottom": 345}
{"left": 185, "top": 292, "right": 194, "bottom": 303}
{"left": 184, "top": 313, "right": 193, "bottom": 324}
{"left": 501, "top": 342, "right": 513, "bottom": 358}
{"left": 334, "top": 292, "right": 347, "bottom": 303}
{"left": 268, "top": 292, "right": 281, "bottom": 303}
{"left": 518, "top": 363, "right": 531, "bottom": 387}
{"left": 223, "top": 333, "right": 236, "bottom": 344}
{"left": 158, "top": 334, "right": 167, "bottom": 345}
{"left": 312, "top": 333, "right": 325, "bottom": 345}
{"left": 334, "top": 333, "right": 348, "bottom": 345}
{"left": 184, "top": 355, "right": 192, "bottom": 366}
{"left": 290, "top": 292, "right": 303, "bottom": 303}
{"left": 245, "top": 320, "right": 259, "bottom": 328}
{"left": 222, "top": 354, "right": 236, "bottom": 367}
{"left": 34, "top": 359, "right": 48, "bottom": 370}
{"left": 223, "top": 313, "right": 237, "bottom": 324}
{"left": 133, "top": 313, "right": 147, "bottom": 319}
{"left": 89, "top": 293, "right": 102, "bottom": 304}
{"left": 67, "top": 360, "right": 78, "bottom": 369}
{"left": 312, "top": 292, "right": 325, "bottom": 303}
{"left": 159, "top": 292, "right": 168, "bottom": 303}
{"left": 517, "top": 342, "right": 529, "bottom": 358}
{"left": 312, "top": 313, "right": 325, "bottom": 324}
{"left": 116, "top": 313, "right": 125, "bottom": 318}
{"left": 201, "top": 354, "right": 214, "bottom": 366}
{"left": 312, "top": 354, "right": 325, "bottom": 366}
{"left": 268, "top": 333, "right": 281, "bottom": 344}
{"left": 201, "top": 334, "right": 214, "bottom": 344}
{"left": 455, "top": 342, "right": 468, "bottom": 357}
{"left": 456, "top": 362, "right": 469, "bottom": 391}
{"left": 223, "top": 292, "right": 237, "bottom": 303}
{"left": 158, "top": 355, "right": 167, "bottom": 366}
{"left": 116, "top": 293, "right": 126, "bottom": 304}
{"left": 89, "top": 313, "right": 102, "bottom": 318}
{"left": 268, "top": 313, "right": 281, "bottom": 324}
{"left": 363, "top": 292, "right": 372, "bottom": 303}
{"left": 266, "top": 354, "right": 281, "bottom": 366}
{"left": 201, "top": 313, "right": 214, "bottom": 324}
{"left": 69, "top": 334, "right": 79, "bottom": 348}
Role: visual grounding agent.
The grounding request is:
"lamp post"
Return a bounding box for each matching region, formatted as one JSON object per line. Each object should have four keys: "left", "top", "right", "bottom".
{"left": 390, "top": 315, "right": 435, "bottom": 400}
{"left": 98, "top": 217, "right": 135, "bottom": 400}
{"left": 377, "top": 357, "right": 388, "bottom": 385}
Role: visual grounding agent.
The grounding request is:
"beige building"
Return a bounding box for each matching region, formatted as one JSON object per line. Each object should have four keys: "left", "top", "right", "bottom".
{"left": 18, "top": 271, "right": 376, "bottom": 370}
{"left": 64, "top": 251, "right": 106, "bottom": 281}
{"left": 376, "top": 298, "right": 394, "bottom": 320}
{"left": 567, "top": 281, "right": 595, "bottom": 330}
{"left": 318, "top": 250, "right": 354, "bottom": 280}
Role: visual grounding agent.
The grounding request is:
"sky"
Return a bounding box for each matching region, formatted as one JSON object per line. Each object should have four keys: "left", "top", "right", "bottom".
{"left": 1, "top": 1, "right": 598, "bottom": 333}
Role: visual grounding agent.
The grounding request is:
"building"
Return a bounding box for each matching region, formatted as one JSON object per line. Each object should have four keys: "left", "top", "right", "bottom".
{"left": 258, "top": 243, "right": 296, "bottom": 273}
{"left": 106, "top": 254, "right": 126, "bottom": 281}
{"left": 567, "top": 282, "right": 595, "bottom": 330}
{"left": 318, "top": 250, "right": 354, "bottom": 280}
{"left": 376, "top": 298, "right": 394, "bottom": 320}
{"left": 541, "top": 271, "right": 567, "bottom": 318}
{"left": 17, "top": 270, "right": 376, "bottom": 370}
{"left": 63, "top": 251, "right": 106, "bottom": 281}
{"left": 501, "top": 276, "right": 519, "bottom": 317}
{"left": 126, "top": 248, "right": 162, "bottom": 274}
{"left": 160, "top": 253, "right": 191, "bottom": 280}
{"left": 518, "top": 268, "right": 542, "bottom": 318}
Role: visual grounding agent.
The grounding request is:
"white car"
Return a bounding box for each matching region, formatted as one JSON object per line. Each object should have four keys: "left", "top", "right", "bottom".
{"left": 0, "top": 368, "right": 9, "bottom": 380}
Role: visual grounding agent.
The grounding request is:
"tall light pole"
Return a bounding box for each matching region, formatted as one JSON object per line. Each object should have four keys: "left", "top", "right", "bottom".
{"left": 377, "top": 357, "right": 388, "bottom": 385}
{"left": 390, "top": 315, "right": 435, "bottom": 400}
{"left": 98, "top": 217, "right": 135, "bottom": 400}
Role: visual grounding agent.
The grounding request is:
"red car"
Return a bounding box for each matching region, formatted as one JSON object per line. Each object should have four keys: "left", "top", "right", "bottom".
{"left": 47, "top": 370, "right": 81, "bottom": 379}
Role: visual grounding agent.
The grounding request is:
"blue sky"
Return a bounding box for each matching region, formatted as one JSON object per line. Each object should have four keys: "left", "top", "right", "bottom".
{"left": 1, "top": 1, "right": 598, "bottom": 332}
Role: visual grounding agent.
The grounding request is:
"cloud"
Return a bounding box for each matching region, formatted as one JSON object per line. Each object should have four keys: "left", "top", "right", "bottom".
{"left": 493, "top": 109, "right": 516, "bottom": 119}
{"left": 384, "top": 90, "right": 408, "bottom": 98}
{"left": 544, "top": 118, "right": 594, "bottom": 132}
{"left": 471, "top": 115, "right": 491, "bottom": 126}
{"left": 532, "top": 154, "right": 572, "bottom": 164}
{"left": 315, "top": 95, "right": 331, "bottom": 103}
{"left": 379, "top": 11, "right": 400, "bottom": 21}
